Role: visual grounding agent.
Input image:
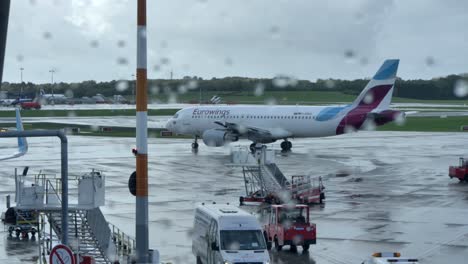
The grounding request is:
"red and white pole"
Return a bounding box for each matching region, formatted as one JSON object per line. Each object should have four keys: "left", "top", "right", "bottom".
{"left": 136, "top": 0, "right": 149, "bottom": 262}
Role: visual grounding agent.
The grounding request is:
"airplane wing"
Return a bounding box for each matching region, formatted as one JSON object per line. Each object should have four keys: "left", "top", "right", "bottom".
{"left": 0, "top": 108, "right": 28, "bottom": 161}
{"left": 215, "top": 121, "right": 292, "bottom": 143}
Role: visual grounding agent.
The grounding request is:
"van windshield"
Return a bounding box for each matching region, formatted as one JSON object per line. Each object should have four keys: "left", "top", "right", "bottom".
{"left": 220, "top": 230, "right": 266, "bottom": 250}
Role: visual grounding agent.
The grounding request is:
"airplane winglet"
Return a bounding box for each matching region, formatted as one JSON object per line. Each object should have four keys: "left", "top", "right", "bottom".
{"left": 0, "top": 108, "right": 28, "bottom": 161}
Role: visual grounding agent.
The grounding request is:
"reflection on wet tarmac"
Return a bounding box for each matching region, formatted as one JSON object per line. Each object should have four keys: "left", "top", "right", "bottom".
{"left": 1, "top": 131, "right": 468, "bottom": 263}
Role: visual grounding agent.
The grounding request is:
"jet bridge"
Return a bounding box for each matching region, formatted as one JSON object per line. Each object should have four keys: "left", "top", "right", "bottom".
{"left": 228, "top": 145, "right": 325, "bottom": 205}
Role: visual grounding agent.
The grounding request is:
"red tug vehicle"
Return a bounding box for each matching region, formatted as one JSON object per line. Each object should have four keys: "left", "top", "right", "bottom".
{"left": 449, "top": 157, "right": 468, "bottom": 182}
{"left": 263, "top": 204, "right": 316, "bottom": 251}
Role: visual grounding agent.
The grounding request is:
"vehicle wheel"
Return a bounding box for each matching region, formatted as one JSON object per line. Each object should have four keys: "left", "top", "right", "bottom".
{"left": 290, "top": 245, "right": 297, "bottom": 252}
{"left": 196, "top": 256, "right": 202, "bottom": 264}
{"left": 320, "top": 193, "right": 325, "bottom": 204}
{"left": 303, "top": 243, "right": 310, "bottom": 251}
{"left": 192, "top": 142, "right": 199, "bottom": 149}
{"left": 465, "top": 175, "right": 468, "bottom": 182}
{"left": 250, "top": 143, "right": 256, "bottom": 153}
{"left": 280, "top": 141, "right": 288, "bottom": 151}
{"left": 274, "top": 238, "right": 282, "bottom": 251}
{"left": 287, "top": 141, "right": 292, "bottom": 149}
{"left": 264, "top": 232, "right": 272, "bottom": 250}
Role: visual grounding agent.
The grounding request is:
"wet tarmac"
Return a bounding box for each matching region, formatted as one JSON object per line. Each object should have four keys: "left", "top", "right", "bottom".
{"left": 1, "top": 131, "right": 468, "bottom": 263}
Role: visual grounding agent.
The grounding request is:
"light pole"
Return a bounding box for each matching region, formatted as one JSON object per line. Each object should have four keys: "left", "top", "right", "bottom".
{"left": 19, "top": 67, "right": 24, "bottom": 96}
{"left": 49, "top": 69, "right": 55, "bottom": 96}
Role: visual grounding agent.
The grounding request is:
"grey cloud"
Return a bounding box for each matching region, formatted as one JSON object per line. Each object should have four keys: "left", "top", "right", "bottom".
{"left": 2, "top": 0, "right": 468, "bottom": 83}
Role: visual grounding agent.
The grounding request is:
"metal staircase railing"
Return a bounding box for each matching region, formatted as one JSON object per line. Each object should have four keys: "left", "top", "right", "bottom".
{"left": 265, "top": 163, "right": 290, "bottom": 187}
{"left": 48, "top": 209, "right": 110, "bottom": 263}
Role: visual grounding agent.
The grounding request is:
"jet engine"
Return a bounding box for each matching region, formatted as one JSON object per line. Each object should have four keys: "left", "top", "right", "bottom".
{"left": 367, "top": 110, "right": 405, "bottom": 125}
{"left": 202, "top": 129, "right": 238, "bottom": 147}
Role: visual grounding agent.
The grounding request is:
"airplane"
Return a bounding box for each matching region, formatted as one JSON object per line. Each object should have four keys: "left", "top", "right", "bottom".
{"left": 165, "top": 59, "right": 403, "bottom": 152}
{"left": 0, "top": 108, "right": 28, "bottom": 160}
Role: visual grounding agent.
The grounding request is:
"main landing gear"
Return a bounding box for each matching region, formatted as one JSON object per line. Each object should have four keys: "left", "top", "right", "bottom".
{"left": 280, "top": 140, "right": 292, "bottom": 152}
{"left": 192, "top": 136, "right": 199, "bottom": 149}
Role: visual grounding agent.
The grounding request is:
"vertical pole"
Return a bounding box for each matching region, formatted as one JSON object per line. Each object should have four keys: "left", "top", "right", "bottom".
{"left": 0, "top": 0, "right": 10, "bottom": 87}
{"left": 136, "top": 0, "right": 149, "bottom": 263}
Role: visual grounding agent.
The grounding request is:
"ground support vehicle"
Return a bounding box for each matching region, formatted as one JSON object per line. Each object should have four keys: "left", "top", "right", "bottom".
{"left": 263, "top": 204, "right": 316, "bottom": 251}
{"left": 192, "top": 204, "right": 270, "bottom": 264}
{"left": 449, "top": 157, "right": 468, "bottom": 182}
{"left": 2, "top": 207, "right": 38, "bottom": 239}
{"left": 20, "top": 101, "right": 41, "bottom": 110}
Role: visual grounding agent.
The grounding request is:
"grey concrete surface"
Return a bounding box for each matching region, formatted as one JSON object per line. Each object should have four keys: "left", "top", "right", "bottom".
{"left": 0, "top": 131, "right": 467, "bottom": 263}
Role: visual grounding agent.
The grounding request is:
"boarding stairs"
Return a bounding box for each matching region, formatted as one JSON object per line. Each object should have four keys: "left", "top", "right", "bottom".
{"left": 12, "top": 168, "right": 136, "bottom": 264}
{"left": 229, "top": 146, "right": 290, "bottom": 197}
{"left": 48, "top": 209, "right": 113, "bottom": 263}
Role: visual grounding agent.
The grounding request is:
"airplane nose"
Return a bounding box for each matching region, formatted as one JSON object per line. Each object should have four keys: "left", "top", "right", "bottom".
{"left": 165, "top": 119, "right": 172, "bottom": 130}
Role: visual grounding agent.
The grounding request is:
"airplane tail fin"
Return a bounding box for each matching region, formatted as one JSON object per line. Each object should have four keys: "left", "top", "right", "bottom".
{"left": 16, "top": 108, "right": 28, "bottom": 154}
{"left": 351, "top": 59, "right": 399, "bottom": 111}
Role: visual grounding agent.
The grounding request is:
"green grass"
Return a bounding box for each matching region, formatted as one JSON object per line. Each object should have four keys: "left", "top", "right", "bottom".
{"left": 0, "top": 122, "right": 190, "bottom": 138}
{"left": 0, "top": 109, "right": 179, "bottom": 118}
{"left": 378, "top": 116, "right": 468, "bottom": 132}
{"left": 158, "top": 90, "right": 468, "bottom": 105}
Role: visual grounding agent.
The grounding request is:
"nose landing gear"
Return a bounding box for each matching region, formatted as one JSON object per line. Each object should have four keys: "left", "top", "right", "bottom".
{"left": 192, "top": 137, "right": 199, "bottom": 149}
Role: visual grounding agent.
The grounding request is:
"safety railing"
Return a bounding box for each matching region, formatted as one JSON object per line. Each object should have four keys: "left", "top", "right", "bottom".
{"left": 109, "top": 222, "right": 136, "bottom": 257}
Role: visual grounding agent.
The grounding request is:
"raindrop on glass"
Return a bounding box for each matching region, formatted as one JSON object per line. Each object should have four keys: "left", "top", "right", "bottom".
{"left": 43, "top": 32, "right": 52, "bottom": 40}
{"left": 363, "top": 93, "right": 374, "bottom": 104}
{"left": 65, "top": 89, "right": 74, "bottom": 98}
{"left": 168, "top": 93, "right": 178, "bottom": 104}
{"left": 153, "top": 65, "right": 161, "bottom": 72}
{"left": 224, "top": 57, "right": 233, "bottom": 66}
{"left": 160, "top": 57, "right": 170, "bottom": 65}
{"left": 187, "top": 80, "right": 198, "bottom": 90}
{"left": 150, "top": 85, "right": 160, "bottom": 95}
{"left": 116, "top": 80, "right": 129, "bottom": 92}
{"left": 272, "top": 75, "right": 296, "bottom": 88}
{"left": 453, "top": 79, "right": 468, "bottom": 97}
{"left": 16, "top": 54, "right": 24, "bottom": 62}
{"left": 67, "top": 111, "right": 77, "bottom": 118}
{"left": 265, "top": 97, "right": 277, "bottom": 105}
{"left": 360, "top": 57, "right": 369, "bottom": 66}
{"left": 254, "top": 83, "right": 265, "bottom": 97}
{"left": 425, "top": 56, "right": 435, "bottom": 67}
{"left": 344, "top": 49, "right": 356, "bottom": 63}
{"left": 117, "top": 57, "right": 128, "bottom": 65}
{"left": 117, "top": 40, "right": 126, "bottom": 48}
{"left": 362, "top": 119, "right": 376, "bottom": 131}
{"left": 325, "top": 79, "right": 335, "bottom": 89}
{"left": 269, "top": 25, "right": 280, "bottom": 39}
{"left": 178, "top": 84, "right": 188, "bottom": 94}
{"left": 395, "top": 112, "right": 406, "bottom": 126}
{"left": 90, "top": 40, "right": 99, "bottom": 48}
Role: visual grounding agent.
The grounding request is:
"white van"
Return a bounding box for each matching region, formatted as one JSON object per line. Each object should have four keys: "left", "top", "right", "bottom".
{"left": 192, "top": 204, "right": 270, "bottom": 264}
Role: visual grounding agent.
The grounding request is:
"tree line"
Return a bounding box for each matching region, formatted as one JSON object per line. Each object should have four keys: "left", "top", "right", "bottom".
{"left": 1, "top": 74, "right": 467, "bottom": 100}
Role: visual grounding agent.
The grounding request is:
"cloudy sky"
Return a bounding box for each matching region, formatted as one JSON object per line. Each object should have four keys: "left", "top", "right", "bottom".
{"left": 2, "top": 0, "right": 468, "bottom": 83}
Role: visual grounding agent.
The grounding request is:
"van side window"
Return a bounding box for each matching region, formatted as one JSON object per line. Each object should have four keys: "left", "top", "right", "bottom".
{"left": 209, "top": 220, "right": 218, "bottom": 247}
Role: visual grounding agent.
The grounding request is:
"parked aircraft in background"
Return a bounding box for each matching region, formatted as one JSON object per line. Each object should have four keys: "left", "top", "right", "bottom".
{"left": 0, "top": 108, "right": 28, "bottom": 160}
{"left": 166, "top": 59, "right": 403, "bottom": 152}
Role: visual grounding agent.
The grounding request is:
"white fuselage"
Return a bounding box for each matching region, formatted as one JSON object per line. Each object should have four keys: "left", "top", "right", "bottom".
{"left": 166, "top": 104, "right": 351, "bottom": 139}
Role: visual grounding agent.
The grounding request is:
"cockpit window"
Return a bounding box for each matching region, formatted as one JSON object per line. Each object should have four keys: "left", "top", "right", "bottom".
{"left": 173, "top": 114, "right": 179, "bottom": 119}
